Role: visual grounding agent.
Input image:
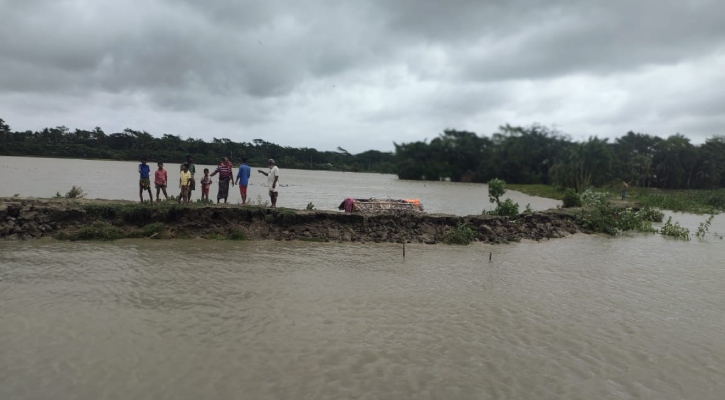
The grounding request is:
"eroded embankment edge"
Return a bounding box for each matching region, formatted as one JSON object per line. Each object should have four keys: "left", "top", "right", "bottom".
{"left": 0, "top": 198, "right": 581, "bottom": 244}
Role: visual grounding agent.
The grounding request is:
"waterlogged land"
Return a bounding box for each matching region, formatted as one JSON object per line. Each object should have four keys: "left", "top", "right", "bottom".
{"left": 1, "top": 197, "right": 581, "bottom": 244}
{"left": 508, "top": 184, "right": 725, "bottom": 214}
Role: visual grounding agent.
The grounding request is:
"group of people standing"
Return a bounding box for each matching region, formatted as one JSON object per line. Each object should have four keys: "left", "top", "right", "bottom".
{"left": 138, "top": 155, "right": 280, "bottom": 207}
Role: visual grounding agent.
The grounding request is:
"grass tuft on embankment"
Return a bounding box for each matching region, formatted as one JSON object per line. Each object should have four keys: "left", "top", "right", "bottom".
{"left": 56, "top": 221, "right": 128, "bottom": 241}
{"left": 441, "top": 223, "right": 478, "bottom": 245}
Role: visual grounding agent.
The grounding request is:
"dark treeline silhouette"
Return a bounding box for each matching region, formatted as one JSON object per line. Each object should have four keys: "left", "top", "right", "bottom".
{"left": 0, "top": 118, "right": 395, "bottom": 173}
{"left": 3, "top": 118, "right": 724, "bottom": 190}
{"left": 394, "top": 125, "right": 725, "bottom": 190}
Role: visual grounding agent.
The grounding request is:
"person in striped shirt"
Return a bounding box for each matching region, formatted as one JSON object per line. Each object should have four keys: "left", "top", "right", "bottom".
{"left": 210, "top": 157, "right": 235, "bottom": 204}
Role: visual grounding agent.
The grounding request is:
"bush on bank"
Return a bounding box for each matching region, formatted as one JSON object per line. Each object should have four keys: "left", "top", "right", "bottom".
{"left": 441, "top": 223, "right": 478, "bottom": 245}
{"left": 562, "top": 189, "right": 582, "bottom": 208}
{"left": 485, "top": 179, "right": 520, "bottom": 217}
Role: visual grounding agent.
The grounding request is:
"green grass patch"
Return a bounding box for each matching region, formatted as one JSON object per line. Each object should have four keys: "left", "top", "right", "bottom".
{"left": 274, "top": 208, "right": 299, "bottom": 224}
{"left": 507, "top": 184, "right": 568, "bottom": 200}
{"left": 510, "top": 184, "right": 725, "bottom": 214}
{"left": 59, "top": 221, "right": 126, "bottom": 241}
{"left": 441, "top": 223, "right": 478, "bottom": 245}
{"left": 142, "top": 222, "right": 165, "bottom": 237}
{"left": 627, "top": 188, "right": 724, "bottom": 214}
{"left": 227, "top": 229, "right": 246, "bottom": 240}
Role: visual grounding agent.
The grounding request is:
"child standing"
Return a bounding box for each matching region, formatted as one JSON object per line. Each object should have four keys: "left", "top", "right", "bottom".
{"left": 201, "top": 168, "right": 212, "bottom": 202}
{"left": 138, "top": 156, "right": 153, "bottom": 205}
{"left": 155, "top": 162, "right": 169, "bottom": 201}
{"left": 179, "top": 163, "right": 192, "bottom": 204}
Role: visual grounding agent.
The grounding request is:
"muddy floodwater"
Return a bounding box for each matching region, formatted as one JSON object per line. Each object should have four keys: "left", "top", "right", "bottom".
{"left": 0, "top": 156, "right": 560, "bottom": 215}
{"left": 1, "top": 156, "right": 725, "bottom": 399}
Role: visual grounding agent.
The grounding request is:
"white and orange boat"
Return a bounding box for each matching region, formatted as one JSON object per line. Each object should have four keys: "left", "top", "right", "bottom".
{"left": 338, "top": 198, "right": 424, "bottom": 213}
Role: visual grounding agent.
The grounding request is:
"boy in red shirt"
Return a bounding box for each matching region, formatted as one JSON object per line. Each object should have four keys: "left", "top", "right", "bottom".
{"left": 200, "top": 168, "right": 212, "bottom": 202}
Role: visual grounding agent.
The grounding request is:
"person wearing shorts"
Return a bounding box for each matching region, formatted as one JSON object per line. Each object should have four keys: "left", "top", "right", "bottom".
{"left": 235, "top": 157, "right": 251, "bottom": 204}
{"left": 154, "top": 161, "right": 169, "bottom": 201}
{"left": 138, "top": 156, "right": 153, "bottom": 204}
{"left": 179, "top": 163, "right": 192, "bottom": 204}
{"left": 200, "top": 168, "right": 212, "bottom": 202}
{"left": 179, "top": 155, "right": 196, "bottom": 201}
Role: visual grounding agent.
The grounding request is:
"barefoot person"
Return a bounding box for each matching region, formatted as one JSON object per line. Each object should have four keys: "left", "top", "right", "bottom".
{"left": 210, "top": 157, "right": 234, "bottom": 204}
{"left": 178, "top": 155, "right": 196, "bottom": 202}
{"left": 235, "top": 157, "right": 251, "bottom": 204}
{"left": 154, "top": 161, "right": 169, "bottom": 201}
{"left": 258, "top": 158, "right": 279, "bottom": 208}
{"left": 138, "top": 156, "right": 153, "bottom": 204}
{"left": 179, "top": 163, "right": 192, "bottom": 204}
{"left": 200, "top": 168, "right": 212, "bottom": 202}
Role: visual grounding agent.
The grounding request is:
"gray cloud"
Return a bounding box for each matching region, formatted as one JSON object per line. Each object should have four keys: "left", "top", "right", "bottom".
{"left": 1, "top": 0, "right": 724, "bottom": 152}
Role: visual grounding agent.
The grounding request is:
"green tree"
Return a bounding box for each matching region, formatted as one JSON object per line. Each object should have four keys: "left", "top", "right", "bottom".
{"left": 550, "top": 137, "right": 614, "bottom": 191}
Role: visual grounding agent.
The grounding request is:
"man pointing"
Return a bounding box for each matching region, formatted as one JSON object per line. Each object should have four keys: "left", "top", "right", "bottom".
{"left": 258, "top": 158, "right": 280, "bottom": 208}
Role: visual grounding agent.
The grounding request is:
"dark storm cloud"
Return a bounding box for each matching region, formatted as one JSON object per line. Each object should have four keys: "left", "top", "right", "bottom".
{"left": 0, "top": 0, "right": 724, "bottom": 151}
{"left": 457, "top": 0, "right": 725, "bottom": 82}
{"left": 0, "top": 0, "right": 389, "bottom": 97}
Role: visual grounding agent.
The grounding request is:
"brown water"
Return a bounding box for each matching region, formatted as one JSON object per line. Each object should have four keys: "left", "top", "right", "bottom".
{"left": 0, "top": 156, "right": 560, "bottom": 215}
{"left": 2, "top": 228, "right": 725, "bottom": 400}
{"left": 2, "top": 156, "right": 725, "bottom": 399}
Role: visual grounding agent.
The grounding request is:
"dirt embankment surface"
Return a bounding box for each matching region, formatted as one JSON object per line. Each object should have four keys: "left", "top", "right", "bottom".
{"left": 1, "top": 198, "right": 581, "bottom": 244}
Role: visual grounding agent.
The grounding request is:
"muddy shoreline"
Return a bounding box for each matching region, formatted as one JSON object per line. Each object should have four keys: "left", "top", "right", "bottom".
{"left": 1, "top": 198, "right": 582, "bottom": 244}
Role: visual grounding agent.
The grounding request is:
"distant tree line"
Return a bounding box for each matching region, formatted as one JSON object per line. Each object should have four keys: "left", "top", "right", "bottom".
{"left": 0, "top": 118, "right": 395, "bottom": 173}
{"left": 3, "top": 117, "right": 723, "bottom": 190}
{"left": 394, "top": 125, "right": 725, "bottom": 190}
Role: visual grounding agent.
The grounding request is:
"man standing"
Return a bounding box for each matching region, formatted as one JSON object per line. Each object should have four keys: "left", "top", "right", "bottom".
{"left": 179, "top": 155, "right": 196, "bottom": 202}
{"left": 235, "top": 157, "right": 252, "bottom": 204}
{"left": 210, "top": 157, "right": 235, "bottom": 204}
{"left": 258, "top": 158, "right": 280, "bottom": 208}
{"left": 138, "top": 156, "right": 153, "bottom": 204}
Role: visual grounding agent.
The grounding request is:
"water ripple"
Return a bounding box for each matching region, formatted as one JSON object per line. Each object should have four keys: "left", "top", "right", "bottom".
{"left": 1, "top": 236, "right": 724, "bottom": 400}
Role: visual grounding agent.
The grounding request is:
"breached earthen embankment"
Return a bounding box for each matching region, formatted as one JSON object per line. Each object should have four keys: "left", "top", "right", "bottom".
{"left": 0, "top": 198, "right": 581, "bottom": 243}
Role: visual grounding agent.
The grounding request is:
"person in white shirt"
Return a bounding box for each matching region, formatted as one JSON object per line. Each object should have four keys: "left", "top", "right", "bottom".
{"left": 258, "top": 158, "right": 280, "bottom": 208}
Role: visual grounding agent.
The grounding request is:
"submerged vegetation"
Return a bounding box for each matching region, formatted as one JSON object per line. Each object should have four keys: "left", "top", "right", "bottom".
{"left": 626, "top": 188, "right": 725, "bottom": 214}
{"left": 695, "top": 215, "right": 715, "bottom": 239}
{"left": 659, "top": 217, "right": 691, "bottom": 241}
{"left": 573, "top": 189, "right": 702, "bottom": 240}
{"left": 511, "top": 184, "right": 725, "bottom": 215}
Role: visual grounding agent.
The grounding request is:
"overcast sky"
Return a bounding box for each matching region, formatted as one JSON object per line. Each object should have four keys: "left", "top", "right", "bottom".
{"left": 1, "top": 0, "right": 724, "bottom": 153}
